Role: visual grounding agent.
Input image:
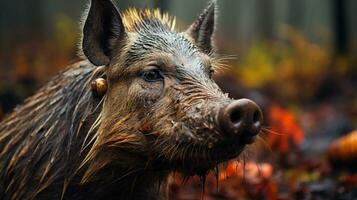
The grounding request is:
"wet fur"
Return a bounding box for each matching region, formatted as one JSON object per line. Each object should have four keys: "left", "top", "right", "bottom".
{"left": 0, "top": 61, "right": 105, "bottom": 199}
{"left": 0, "top": 1, "right": 245, "bottom": 200}
{"left": 0, "top": 61, "right": 170, "bottom": 200}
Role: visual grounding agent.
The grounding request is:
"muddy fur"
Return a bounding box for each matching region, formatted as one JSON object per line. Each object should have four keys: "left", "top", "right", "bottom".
{"left": 0, "top": 1, "right": 255, "bottom": 199}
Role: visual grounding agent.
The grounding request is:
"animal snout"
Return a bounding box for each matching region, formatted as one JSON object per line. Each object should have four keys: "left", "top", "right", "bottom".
{"left": 218, "top": 98, "right": 263, "bottom": 140}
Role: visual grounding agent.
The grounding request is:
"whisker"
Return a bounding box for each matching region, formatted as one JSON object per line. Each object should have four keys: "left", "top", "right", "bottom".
{"left": 262, "top": 127, "right": 285, "bottom": 136}
{"left": 256, "top": 135, "right": 273, "bottom": 154}
{"left": 111, "top": 168, "right": 144, "bottom": 185}
{"left": 256, "top": 162, "right": 263, "bottom": 179}
{"left": 214, "top": 54, "right": 237, "bottom": 61}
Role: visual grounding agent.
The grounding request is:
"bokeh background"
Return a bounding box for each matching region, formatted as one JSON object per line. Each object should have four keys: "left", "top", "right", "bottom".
{"left": 0, "top": 0, "right": 356, "bottom": 199}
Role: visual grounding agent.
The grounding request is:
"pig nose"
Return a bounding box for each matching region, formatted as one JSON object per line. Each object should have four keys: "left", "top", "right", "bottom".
{"left": 218, "top": 99, "right": 263, "bottom": 139}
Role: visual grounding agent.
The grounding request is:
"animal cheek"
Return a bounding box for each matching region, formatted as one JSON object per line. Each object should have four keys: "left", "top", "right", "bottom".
{"left": 141, "top": 81, "right": 164, "bottom": 98}
{"left": 128, "top": 82, "right": 163, "bottom": 108}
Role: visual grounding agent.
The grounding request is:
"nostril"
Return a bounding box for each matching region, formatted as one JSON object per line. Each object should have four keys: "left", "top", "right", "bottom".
{"left": 230, "top": 108, "right": 242, "bottom": 124}
{"left": 253, "top": 110, "right": 261, "bottom": 125}
{"left": 218, "top": 99, "right": 263, "bottom": 137}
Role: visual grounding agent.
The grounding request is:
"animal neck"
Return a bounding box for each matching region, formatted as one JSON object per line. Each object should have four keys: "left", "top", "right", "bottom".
{"left": 76, "top": 166, "right": 170, "bottom": 200}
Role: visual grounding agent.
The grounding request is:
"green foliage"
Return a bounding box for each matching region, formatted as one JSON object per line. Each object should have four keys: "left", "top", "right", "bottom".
{"left": 53, "top": 14, "right": 78, "bottom": 54}
{"left": 234, "top": 29, "right": 346, "bottom": 102}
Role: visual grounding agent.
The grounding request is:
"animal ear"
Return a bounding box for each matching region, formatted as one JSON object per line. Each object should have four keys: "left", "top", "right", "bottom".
{"left": 82, "top": 0, "right": 126, "bottom": 66}
{"left": 186, "top": 1, "right": 216, "bottom": 54}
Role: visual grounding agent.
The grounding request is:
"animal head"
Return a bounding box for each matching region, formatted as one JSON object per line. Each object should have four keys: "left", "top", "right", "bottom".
{"left": 81, "top": 0, "right": 263, "bottom": 177}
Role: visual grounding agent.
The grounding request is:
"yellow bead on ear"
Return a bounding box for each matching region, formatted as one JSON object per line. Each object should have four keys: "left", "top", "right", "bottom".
{"left": 91, "top": 78, "right": 107, "bottom": 97}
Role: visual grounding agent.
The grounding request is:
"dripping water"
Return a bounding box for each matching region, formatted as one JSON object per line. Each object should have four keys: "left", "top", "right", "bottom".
{"left": 181, "top": 175, "right": 190, "bottom": 185}
{"left": 243, "top": 155, "right": 246, "bottom": 185}
{"left": 214, "top": 166, "right": 219, "bottom": 193}
{"left": 199, "top": 174, "right": 206, "bottom": 200}
{"left": 157, "top": 179, "right": 162, "bottom": 195}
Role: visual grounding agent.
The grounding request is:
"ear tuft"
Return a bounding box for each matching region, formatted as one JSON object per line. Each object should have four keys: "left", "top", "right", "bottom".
{"left": 187, "top": 0, "right": 217, "bottom": 54}
{"left": 82, "top": 0, "right": 126, "bottom": 66}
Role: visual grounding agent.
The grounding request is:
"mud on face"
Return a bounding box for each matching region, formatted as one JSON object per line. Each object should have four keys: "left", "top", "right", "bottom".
{"left": 82, "top": 0, "right": 263, "bottom": 175}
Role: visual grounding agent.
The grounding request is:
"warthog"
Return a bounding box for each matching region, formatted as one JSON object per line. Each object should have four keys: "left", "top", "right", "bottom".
{"left": 0, "top": 0, "right": 263, "bottom": 199}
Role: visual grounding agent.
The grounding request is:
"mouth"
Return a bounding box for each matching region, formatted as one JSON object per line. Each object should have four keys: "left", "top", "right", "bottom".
{"left": 209, "top": 135, "right": 255, "bottom": 161}
{"left": 153, "top": 135, "right": 255, "bottom": 175}
{"left": 148, "top": 98, "right": 263, "bottom": 175}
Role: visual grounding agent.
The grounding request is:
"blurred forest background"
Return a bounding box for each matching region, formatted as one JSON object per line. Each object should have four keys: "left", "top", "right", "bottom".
{"left": 0, "top": 0, "right": 357, "bottom": 199}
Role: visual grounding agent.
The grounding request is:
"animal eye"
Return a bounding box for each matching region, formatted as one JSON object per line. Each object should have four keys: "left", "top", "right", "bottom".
{"left": 141, "top": 68, "right": 164, "bottom": 82}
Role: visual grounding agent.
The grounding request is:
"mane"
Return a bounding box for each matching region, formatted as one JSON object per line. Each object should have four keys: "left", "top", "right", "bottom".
{"left": 0, "top": 9, "right": 177, "bottom": 199}
{"left": 121, "top": 8, "right": 176, "bottom": 32}
{"left": 0, "top": 61, "right": 105, "bottom": 198}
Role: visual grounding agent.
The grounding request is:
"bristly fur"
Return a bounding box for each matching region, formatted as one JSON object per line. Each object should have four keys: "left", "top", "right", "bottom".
{"left": 0, "top": 61, "right": 106, "bottom": 199}
{"left": 121, "top": 8, "right": 176, "bottom": 32}
{"left": 0, "top": 7, "right": 180, "bottom": 199}
{"left": 0, "top": 1, "right": 257, "bottom": 200}
{"left": 77, "top": 6, "right": 176, "bottom": 61}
